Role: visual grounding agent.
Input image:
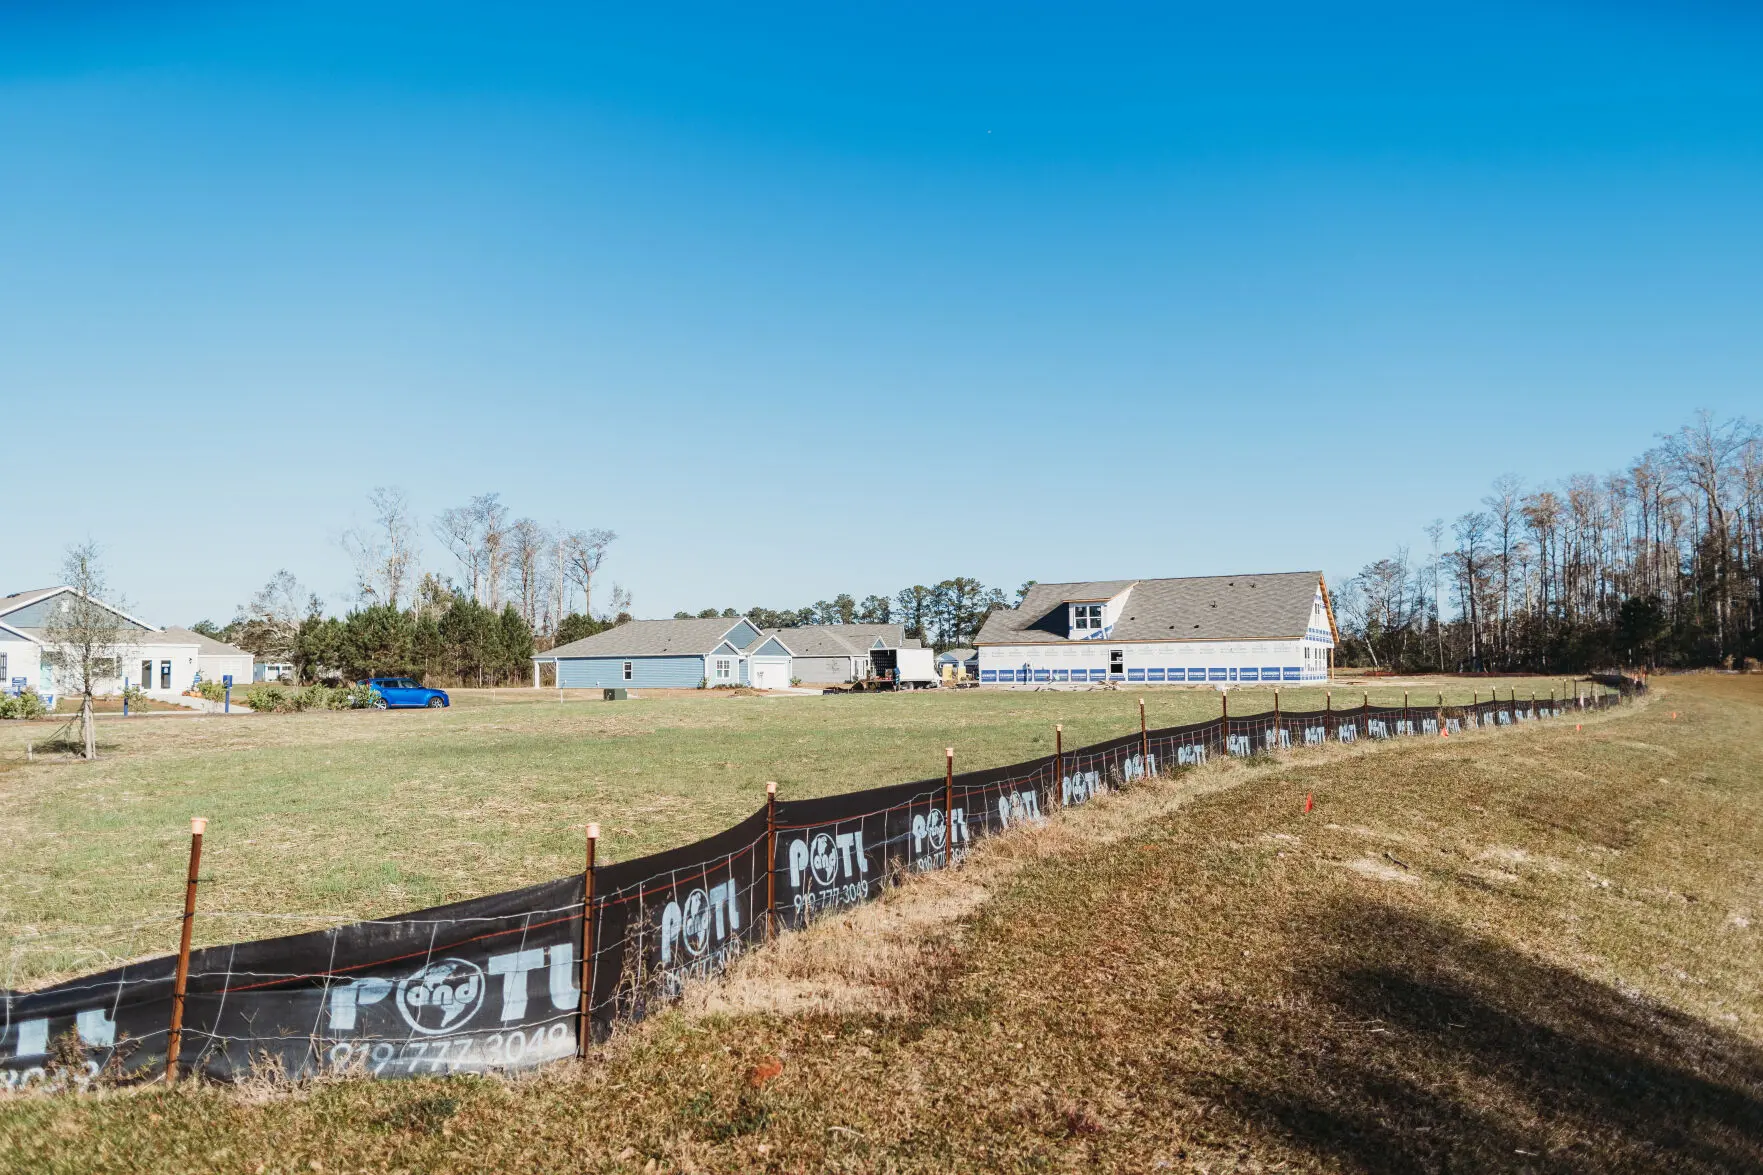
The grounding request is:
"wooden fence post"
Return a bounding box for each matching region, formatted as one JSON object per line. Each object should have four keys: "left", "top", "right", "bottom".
{"left": 945, "top": 747, "right": 955, "bottom": 831}
{"left": 1139, "top": 698, "right": 1148, "bottom": 772}
{"left": 1054, "top": 724, "right": 1063, "bottom": 807}
{"left": 1221, "top": 691, "right": 1230, "bottom": 752}
{"left": 765, "top": 783, "right": 778, "bottom": 941}
{"left": 166, "top": 817, "right": 206, "bottom": 1083}
{"left": 576, "top": 822, "right": 599, "bottom": 1059}
{"left": 1273, "top": 690, "right": 1281, "bottom": 750}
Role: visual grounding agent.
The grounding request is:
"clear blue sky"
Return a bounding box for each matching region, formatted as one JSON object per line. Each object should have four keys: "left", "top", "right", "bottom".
{"left": 4, "top": 2, "right": 1760, "bottom": 624}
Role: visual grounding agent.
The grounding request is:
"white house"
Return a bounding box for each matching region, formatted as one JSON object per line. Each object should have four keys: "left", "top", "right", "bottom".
{"left": 162, "top": 627, "right": 256, "bottom": 687}
{"left": 0, "top": 619, "right": 40, "bottom": 700}
{"left": 0, "top": 587, "right": 201, "bottom": 706}
{"left": 973, "top": 572, "right": 1337, "bottom": 687}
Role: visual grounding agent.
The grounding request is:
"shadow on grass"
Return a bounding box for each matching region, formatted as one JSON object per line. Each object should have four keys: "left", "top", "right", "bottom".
{"left": 1210, "top": 901, "right": 1763, "bottom": 1173}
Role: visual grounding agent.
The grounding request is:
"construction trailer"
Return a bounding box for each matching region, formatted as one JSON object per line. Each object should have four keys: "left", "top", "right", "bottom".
{"left": 856, "top": 646, "right": 940, "bottom": 690}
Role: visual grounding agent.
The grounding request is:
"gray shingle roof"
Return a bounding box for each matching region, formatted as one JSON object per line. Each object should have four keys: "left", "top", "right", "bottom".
{"left": 744, "top": 630, "right": 790, "bottom": 654}
{"left": 0, "top": 587, "right": 63, "bottom": 612}
{"left": 0, "top": 586, "right": 163, "bottom": 635}
{"left": 1029, "top": 579, "right": 1138, "bottom": 603}
{"left": 775, "top": 617, "right": 909, "bottom": 652}
{"left": 975, "top": 572, "right": 1325, "bottom": 646}
{"left": 777, "top": 624, "right": 904, "bottom": 658}
{"left": 540, "top": 617, "right": 753, "bottom": 660}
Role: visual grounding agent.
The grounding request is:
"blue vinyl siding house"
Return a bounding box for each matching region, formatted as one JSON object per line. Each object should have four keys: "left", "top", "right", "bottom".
{"left": 535, "top": 617, "right": 764, "bottom": 690}
{"left": 557, "top": 655, "right": 709, "bottom": 689}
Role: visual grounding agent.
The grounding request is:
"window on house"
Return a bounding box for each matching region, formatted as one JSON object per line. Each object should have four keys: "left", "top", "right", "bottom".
{"left": 1072, "top": 603, "right": 1103, "bottom": 630}
{"left": 622, "top": 661, "right": 633, "bottom": 681}
{"left": 0, "top": 653, "right": 6, "bottom": 680}
{"left": 159, "top": 660, "right": 172, "bottom": 689}
{"left": 1109, "top": 649, "right": 1124, "bottom": 676}
{"left": 714, "top": 658, "right": 733, "bottom": 681}
{"left": 141, "top": 660, "right": 153, "bottom": 687}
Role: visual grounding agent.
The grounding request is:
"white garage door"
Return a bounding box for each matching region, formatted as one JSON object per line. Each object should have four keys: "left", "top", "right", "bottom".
{"left": 751, "top": 660, "right": 790, "bottom": 689}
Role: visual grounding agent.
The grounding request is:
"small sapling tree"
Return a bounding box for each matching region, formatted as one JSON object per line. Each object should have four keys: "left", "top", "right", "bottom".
{"left": 42, "top": 542, "right": 138, "bottom": 760}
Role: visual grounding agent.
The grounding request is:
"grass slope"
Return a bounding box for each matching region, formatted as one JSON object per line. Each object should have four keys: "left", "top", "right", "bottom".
{"left": 3, "top": 676, "right": 1756, "bottom": 1173}
{"left": 1, "top": 680, "right": 1551, "bottom": 988}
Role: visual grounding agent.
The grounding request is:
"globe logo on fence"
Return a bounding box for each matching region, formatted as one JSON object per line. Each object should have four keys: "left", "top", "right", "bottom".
{"left": 680, "top": 887, "right": 712, "bottom": 957}
{"left": 809, "top": 833, "right": 841, "bottom": 887}
{"left": 927, "top": 808, "right": 946, "bottom": 850}
{"left": 395, "top": 958, "right": 485, "bottom": 1035}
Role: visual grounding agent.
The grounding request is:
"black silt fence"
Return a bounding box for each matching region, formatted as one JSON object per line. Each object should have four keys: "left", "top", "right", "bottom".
{"left": 2, "top": 678, "right": 1643, "bottom": 1087}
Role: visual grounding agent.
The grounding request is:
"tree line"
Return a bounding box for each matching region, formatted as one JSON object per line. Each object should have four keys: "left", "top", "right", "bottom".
{"left": 196, "top": 489, "right": 630, "bottom": 685}
{"left": 672, "top": 578, "right": 1031, "bottom": 652}
{"left": 340, "top": 488, "right": 628, "bottom": 634}
{"left": 1335, "top": 412, "right": 1763, "bottom": 673}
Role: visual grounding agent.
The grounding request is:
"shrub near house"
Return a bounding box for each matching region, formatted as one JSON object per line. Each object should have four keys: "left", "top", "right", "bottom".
{"left": 0, "top": 689, "right": 47, "bottom": 719}
{"left": 243, "top": 683, "right": 379, "bottom": 713}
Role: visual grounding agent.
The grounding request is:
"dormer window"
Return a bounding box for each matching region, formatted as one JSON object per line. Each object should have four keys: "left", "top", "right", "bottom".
{"left": 1072, "top": 603, "right": 1103, "bottom": 630}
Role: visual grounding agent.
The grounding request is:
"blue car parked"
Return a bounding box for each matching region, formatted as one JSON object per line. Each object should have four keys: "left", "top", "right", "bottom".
{"left": 363, "top": 677, "right": 450, "bottom": 709}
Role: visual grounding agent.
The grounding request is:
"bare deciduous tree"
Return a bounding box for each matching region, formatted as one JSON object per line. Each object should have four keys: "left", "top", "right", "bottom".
{"left": 1340, "top": 551, "right": 1419, "bottom": 671}
{"left": 506, "top": 518, "right": 552, "bottom": 633}
{"left": 434, "top": 503, "right": 485, "bottom": 603}
{"left": 562, "top": 529, "right": 617, "bottom": 617}
{"left": 42, "top": 542, "right": 138, "bottom": 760}
{"left": 234, "top": 570, "right": 322, "bottom": 660}
{"left": 433, "top": 493, "right": 511, "bottom": 608}
{"left": 341, "top": 486, "right": 419, "bottom": 610}
{"left": 477, "top": 494, "right": 509, "bottom": 610}
{"left": 1662, "top": 411, "right": 1760, "bottom": 657}
{"left": 1483, "top": 474, "right": 1524, "bottom": 663}
{"left": 1447, "top": 512, "right": 1493, "bottom": 670}
{"left": 1423, "top": 518, "right": 1446, "bottom": 669}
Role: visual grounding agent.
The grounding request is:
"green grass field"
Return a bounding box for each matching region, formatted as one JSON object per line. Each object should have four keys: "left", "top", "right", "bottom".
{"left": 0, "top": 678, "right": 1571, "bottom": 989}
